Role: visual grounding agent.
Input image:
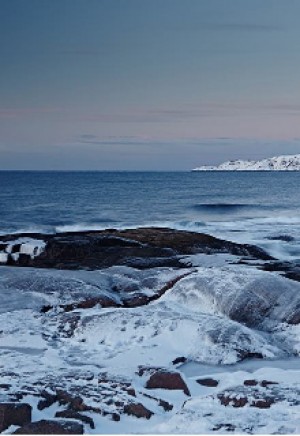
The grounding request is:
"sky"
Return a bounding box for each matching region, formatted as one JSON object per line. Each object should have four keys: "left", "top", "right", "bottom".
{"left": 1, "top": 0, "right": 300, "bottom": 170}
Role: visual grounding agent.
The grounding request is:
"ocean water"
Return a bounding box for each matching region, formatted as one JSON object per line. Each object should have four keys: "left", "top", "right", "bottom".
{"left": 1, "top": 171, "right": 300, "bottom": 261}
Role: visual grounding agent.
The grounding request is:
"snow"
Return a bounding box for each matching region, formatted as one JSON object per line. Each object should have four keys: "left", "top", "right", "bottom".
{"left": 0, "top": 255, "right": 299, "bottom": 434}
{"left": 193, "top": 154, "right": 300, "bottom": 171}
{"left": 0, "top": 238, "right": 46, "bottom": 264}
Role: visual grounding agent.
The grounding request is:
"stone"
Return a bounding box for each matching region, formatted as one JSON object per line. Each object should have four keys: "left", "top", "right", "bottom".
{"left": 172, "top": 356, "right": 187, "bottom": 365}
{"left": 146, "top": 371, "right": 190, "bottom": 396}
{"left": 123, "top": 403, "right": 153, "bottom": 420}
{"left": 0, "top": 403, "right": 32, "bottom": 432}
{"left": 244, "top": 379, "right": 258, "bottom": 386}
{"left": 13, "top": 419, "right": 83, "bottom": 434}
{"left": 218, "top": 394, "right": 248, "bottom": 408}
{"left": 55, "top": 410, "right": 95, "bottom": 429}
{"left": 197, "top": 378, "right": 219, "bottom": 387}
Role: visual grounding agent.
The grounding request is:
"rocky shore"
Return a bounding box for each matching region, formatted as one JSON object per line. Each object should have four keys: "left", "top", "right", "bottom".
{"left": 0, "top": 227, "right": 299, "bottom": 434}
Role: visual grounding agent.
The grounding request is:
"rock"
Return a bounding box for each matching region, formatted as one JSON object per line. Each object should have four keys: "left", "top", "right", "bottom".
{"left": 137, "top": 366, "right": 164, "bottom": 377}
{"left": 13, "top": 419, "right": 84, "bottom": 434}
{"left": 146, "top": 371, "right": 190, "bottom": 396}
{"left": 3, "top": 227, "right": 272, "bottom": 270}
{"left": 218, "top": 394, "right": 248, "bottom": 408}
{"left": 0, "top": 384, "right": 11, "bottom": 390}
{"left": 244, "top": 379, "right": 258, "bottom": 386}
{"left": 197, "top": 378, "right": 219, "bottom": 387}
{"left": 55, "top": 410, "right": 95, "bottom": 429}
{"left": 37, "top": 390, "right": 57, "bottom": 410}
{"left": 0, "top": 403, "right": 32, "bottom": 432}
{"left": 260, "top": 380, "right": 278, "bottom": 387}
{"left": 251, "top": 398, "right": 275, "bottom": 408}
{"left": 172, "top": 356, "right": 187, "bottom": 365}
{"left": 158, "top": 399, "right": 173, "bottom": 411}
{"left": 123, "top": 403, "right": 153, "bottom": 420}
{"left": 213, "top": 423, "right": 236, "bottom": 432}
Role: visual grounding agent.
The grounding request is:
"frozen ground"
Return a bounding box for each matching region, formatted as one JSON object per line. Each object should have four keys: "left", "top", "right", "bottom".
{"left": 0, "top": 252, "right": 299, "bottom": 434}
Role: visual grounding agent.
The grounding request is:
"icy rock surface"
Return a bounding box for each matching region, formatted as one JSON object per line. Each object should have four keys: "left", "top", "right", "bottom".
{"left": 0, "top": 249, "right": 299, "bottom": 433}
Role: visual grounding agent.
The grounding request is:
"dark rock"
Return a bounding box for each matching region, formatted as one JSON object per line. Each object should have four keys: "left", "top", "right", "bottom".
{"left": 218, "top": 394, "right": 248, "bottom": 408}
{"left": 37, "top": 390, "right": 57, "bottom": 410}
{"left": 244, "top": 379, "right": 258, "bottom": 386}
{"left": 238, "top": 351, "right": 264, "bottom": 361}
{"left": 213, "top": 423, "right": 236, "bottom": 432}
{"left": 3, "top": 227, "right": 272, "bottom": 270}
{"left": 13, "top": 419, "right": 84, "bottom": 434}
{"left": 197, "top": 378, "right": 219, "bottom": 387}
{"left": 55, "top": 410, "right": 95, "bottom": 429}
{"left": 146, "top": 371, "right": 190, "bottom": 396}
{"left": 172, "top": 356, "right": 187, "bottom": 365}
{"left": 158, "top": 399, "right": 173, "bottom": 411}
{"left": 0, "top": 384, "right": 11, "bottom": 390}
{"left": 0, "top": 403, "right": 32, "bottom": 432}
{"left": 266, "top": 235, "right": 294, "bottom": 242}
{"left": 251, "top": 398, "right": 275, "bottom": 409}
{"left": 11, "top": 244, "right": 21, "bottom": 253}
{"left": 125, "top": 387, "right": 136, "bottom": 397}
{"left": 260, "top": 380, "right": 279, "bottom": 388}
{"left": 123, "top": 403, "right": 153, "bottom": 420}
{"left": 55, "top": 390, "right": 87, "bottom": 412}
{"left": 111, "top": 413, "right": 120, "bottom": 422}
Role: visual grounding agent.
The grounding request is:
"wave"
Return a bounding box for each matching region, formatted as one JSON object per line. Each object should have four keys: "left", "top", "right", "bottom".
{"left": 192, "top": 203, "right": 258, "bottom": 212}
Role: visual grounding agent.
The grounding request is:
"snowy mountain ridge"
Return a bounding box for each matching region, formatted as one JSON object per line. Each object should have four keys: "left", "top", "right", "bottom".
{"left": 192, "top": 154, "right": 300, "bottom": 171}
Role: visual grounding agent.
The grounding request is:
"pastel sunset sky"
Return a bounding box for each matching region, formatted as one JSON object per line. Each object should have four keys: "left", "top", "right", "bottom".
{"left": 1, "top": 0, "right": 300, "bottom": 169}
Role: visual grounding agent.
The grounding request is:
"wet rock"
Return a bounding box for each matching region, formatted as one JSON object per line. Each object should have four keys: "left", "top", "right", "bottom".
{"left": 0, "top": 403, "right": 32, "bottom": 432}
{"left": 123, "top": 403, "right": 153, "bottom": 420}
{"left": 13, "top": 419, "right": 84, "bottom": 434}
{"left": 55, "top": 410, "right": 95, "bottom": 429}
{"left": 146, "top": 371, "right": 190, "bottom": 396}
{"left": 3, "top": 227, "right": 272, "bottom": 270}
{"left": 197, "top": 378, "right": 219, "bottom": 387}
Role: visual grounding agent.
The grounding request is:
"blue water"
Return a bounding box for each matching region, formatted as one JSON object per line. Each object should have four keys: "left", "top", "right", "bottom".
{"left": 1, "top": 171, "right": 300, "bottom": 260}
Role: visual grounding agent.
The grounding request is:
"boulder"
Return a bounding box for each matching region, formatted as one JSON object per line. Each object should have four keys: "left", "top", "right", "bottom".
{"left": 13, "top": 419, "right": 83, "bottom": 434}
{"left": 55, "top": 410, "right": 95, "bottom": 429}
{"left": 0, "top": 403, "right": 31, "bottom": 432}
{"left": 146, "top": 371, "right": 190, "bottom": 396}
{"left": 196, "top": 378, "right": 219, "bottom": 387}
{"left": 123, "top": 403, "right": 153, "bottom": 420}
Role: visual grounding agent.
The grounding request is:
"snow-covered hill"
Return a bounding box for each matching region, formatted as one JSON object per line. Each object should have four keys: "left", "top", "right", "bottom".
{"left": 192, "top": 154, "right": 300, "bottom": 171}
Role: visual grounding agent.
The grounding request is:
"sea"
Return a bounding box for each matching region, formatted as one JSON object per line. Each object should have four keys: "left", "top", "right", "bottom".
{"left": 1, "top": 170, "right": 300, "bottom": 262}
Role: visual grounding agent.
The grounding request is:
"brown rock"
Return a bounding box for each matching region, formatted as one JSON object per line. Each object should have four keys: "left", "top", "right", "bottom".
{"left": 13, "top": 419, "right": 83, "bottom": 434}
{"left": 123, "top": 403, "right": 153, "bottom": 420}
{"left": 55, "top": 410, "right": 95, "bottom": 429}
{"left": 0, "top": 403, "right": 32, "bottom": 432}
{"left": 197, "top": 378, "right": 219, "bottom": 387}
{"left": 251, "top": 398, "right": 275, "bottom": 409}
{"left": 146, "top": 371, "right": 190, "bottom": 396}
{"left": 218, "top": 394, "right": 248, "bottom": 408}
{"left": 37, "top": 391, "right": 57, "bottom": 410}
